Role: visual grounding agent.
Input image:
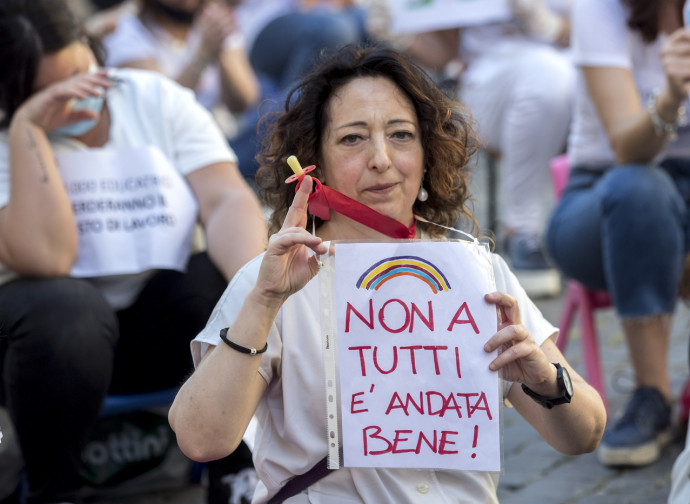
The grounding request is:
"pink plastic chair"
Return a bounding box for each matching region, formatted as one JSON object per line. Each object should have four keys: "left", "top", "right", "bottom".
{"left": 550, "top": 154, "right": 611, "bottom": 410}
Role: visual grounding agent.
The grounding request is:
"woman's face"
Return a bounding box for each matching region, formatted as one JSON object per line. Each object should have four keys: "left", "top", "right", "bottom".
{"left": 320, "top": 76, "right": 424, "bottom": 228}
{"left": 33, "top": 41, "right": 96, "bottom": 92}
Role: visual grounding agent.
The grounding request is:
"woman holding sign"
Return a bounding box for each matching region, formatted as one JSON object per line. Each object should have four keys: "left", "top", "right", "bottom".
{"left": 170, "top": 44, "right": 605, "bottom": 503}
{"left": 0, "top": 0, "right": 266, "bottom": 502}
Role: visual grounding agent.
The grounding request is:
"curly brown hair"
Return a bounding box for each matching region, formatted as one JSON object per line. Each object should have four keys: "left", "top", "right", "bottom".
{"left": 255, "top": 44, "right": 480, "bottom": 239}
{"left": 622, "top": 0, "right": 683, "bottom": 43}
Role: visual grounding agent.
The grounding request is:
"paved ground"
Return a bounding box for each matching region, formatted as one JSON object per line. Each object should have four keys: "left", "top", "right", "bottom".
{"left": 2, "top": 155, "right": 688, "bottom": 503}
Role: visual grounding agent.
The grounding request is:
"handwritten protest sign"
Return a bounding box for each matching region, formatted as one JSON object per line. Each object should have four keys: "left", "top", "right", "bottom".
{"left": 56, "top": 146, "right": 197, "bottom": 278}
{"left": 332, "top": 240, "right": 500, "bottom": 471}
{"left": 387, "top": 0, "right": 511, "bottom": 34}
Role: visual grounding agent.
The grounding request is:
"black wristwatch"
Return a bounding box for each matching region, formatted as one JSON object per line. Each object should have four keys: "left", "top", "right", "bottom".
{"left": 521, "top": 363, "right": 573, "bottom": 409}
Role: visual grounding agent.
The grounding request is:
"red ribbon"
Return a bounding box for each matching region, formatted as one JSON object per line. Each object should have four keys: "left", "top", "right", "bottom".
{"left": 288, "top": 167, "right": 416, "bottom": 240}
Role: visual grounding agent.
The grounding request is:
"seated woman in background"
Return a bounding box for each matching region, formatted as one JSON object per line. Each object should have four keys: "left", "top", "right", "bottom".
{"left": 103, "top": 0, "right": 260, "bottom": 135}
{"left": 546, "top": 0, "right": 690, "bottom": 468}
{"left": 169, "top": 44, "right": 606, "bottom": 503}
{"left": 0, "top": 0, "right": 266, "bottom": 501}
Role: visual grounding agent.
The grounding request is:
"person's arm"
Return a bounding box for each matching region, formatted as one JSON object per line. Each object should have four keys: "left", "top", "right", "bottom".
{"left": 118, "top": 55, "right": 210, "bottom": 92}
{"left": 485, "top": 292, "right": 606, "bottom": 455}
{"left": 170, "top": 176, "right": 328, "bottom": 462}
{"left": 185, "top": 161, "right": 267, "bottom": 281}
{"left": 218, "top": 44, "right": 261, "bottom": 113}
{"left": 0, "top": 72, "right": 112, "bottom": 276}
{"left": 584, "top": 29, "right": 690, "bottom": 165}
{"left": 119, "top": 4, "right": 240, "bottom": 97}
{"left": 83, "top": 0, "right": 137, "bottom": 41}
{"left": 367, "top": 0, "right": 462, "bottom": 75}
{"left": 405, "top": 28, "right": 461, "bottom": 74}
{"left": 506, "top": 338, "right": 606, "bottom": 454}
{"left": 510, "top": 0, "right": 570, "bottom": 46}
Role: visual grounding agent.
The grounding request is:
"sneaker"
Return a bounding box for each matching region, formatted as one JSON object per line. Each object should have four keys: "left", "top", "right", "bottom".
{"left": 506, "top": 233, "right": 561, "bottom": 298}
{"left": 597, "top": 386, "right": 672, "bottom": 467}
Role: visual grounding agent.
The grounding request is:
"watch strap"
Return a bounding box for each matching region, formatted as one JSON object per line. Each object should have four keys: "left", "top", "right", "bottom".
{"left": 521, "top": 363, "right": 572, "bottom": 409}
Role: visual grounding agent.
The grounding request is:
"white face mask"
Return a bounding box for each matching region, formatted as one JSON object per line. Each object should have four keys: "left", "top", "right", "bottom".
{"left": 52, "top": 63, "right": 105, "bottom": 138}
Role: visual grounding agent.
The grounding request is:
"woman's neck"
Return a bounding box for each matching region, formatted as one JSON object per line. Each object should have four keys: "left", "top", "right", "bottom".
{"left": 140, "top": 9, "right": 191, "bottom": 41}
{"left": 317, "top": 213, "right": 418, "bottom": 242}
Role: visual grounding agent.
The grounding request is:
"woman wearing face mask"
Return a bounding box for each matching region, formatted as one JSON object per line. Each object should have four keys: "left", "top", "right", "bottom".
{"left": 0, "top": 0, "right": 267, "bottom": 502}
{"left": 169, "top": 44, "right": 606, "bottom": 504}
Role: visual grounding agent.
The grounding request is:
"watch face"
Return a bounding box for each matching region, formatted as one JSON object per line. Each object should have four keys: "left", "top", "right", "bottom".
{"left": 562, "top": 366, "right": 574, "bottom": 397}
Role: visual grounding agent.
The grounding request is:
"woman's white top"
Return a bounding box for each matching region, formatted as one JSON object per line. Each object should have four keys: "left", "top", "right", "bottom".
{"left": 192, "top": 249, "right": 557, "bottom": 503}
{"left": 567, "top": 0, "right": 690, "bottom": 168}
{"left": 0, "top": 69, "right": 236, "bottom": 308}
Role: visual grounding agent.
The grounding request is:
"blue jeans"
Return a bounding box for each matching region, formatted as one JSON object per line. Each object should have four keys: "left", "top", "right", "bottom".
{"left": 545, "top": 160, "right": 690, "bottom": 318}
{"left": 231, "top": 7, "right": 366, "bottom": 182}
{"left": 249, "top": 8, "right": 365, "bottom": 90}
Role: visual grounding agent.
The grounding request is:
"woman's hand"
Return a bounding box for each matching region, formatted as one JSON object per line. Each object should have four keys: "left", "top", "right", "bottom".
{"left": 13, "top": 70, "right": 112, "bottom": 133}
{"left": 661, "top": 28, "right": 690, "bottom": 101}
{"left": 194, "top": 2, "right": 237, "bottom": 62}
{"left": 483, "top": 291, "right": 557, "bottom": 393}
{"left": 254, "top": 176, "right": 328, "bottom": 304}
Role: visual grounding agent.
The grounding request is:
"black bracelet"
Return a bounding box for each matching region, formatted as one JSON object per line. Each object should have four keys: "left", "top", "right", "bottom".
{"left": 219, "top": 327, "right": 268, "bottom": 355}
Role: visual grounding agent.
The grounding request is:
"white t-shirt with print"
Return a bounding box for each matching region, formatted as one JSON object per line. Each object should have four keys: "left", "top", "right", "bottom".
{"left": 0, "top": 69, "right": 237, "bottom": 308}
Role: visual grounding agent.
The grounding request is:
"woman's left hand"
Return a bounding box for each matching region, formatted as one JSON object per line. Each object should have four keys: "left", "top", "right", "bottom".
{"left": 483, "top": 291, "right": 554, "bottom": 388}
{"left": 661, "top": 28, "right": 690, "bottom": 99}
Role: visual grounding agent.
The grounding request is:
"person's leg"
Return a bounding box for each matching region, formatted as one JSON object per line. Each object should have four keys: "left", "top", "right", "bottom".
{"left": 109, "top": 252, "right": 228, "bottom": 393}
{"left": 239, "top": 10, "right": 362, "bottom": 184}
{"left": 110, "top": 253, "right": 257, "bottom": 503}
{"left": 0, "top": 277, "right": 118, "bottom": 503}
{"left": 230, "top": 76, "right": 285, "bottom": 184}
{"left": 546, "top": 164, "right": 686, "bottom": 466}
{"left": 250, "top": 10, "right": 361, "bottom": 90}
{"left": 498, "top": 45, "right": 574, "bottom": 237}
{"left": 462, "top": 42, "right": 574, "bottom": 297}
{"left": 623, "top": 317, "right": 671, "bottom": 398}
{"left": 545, "top": 167, "right": 607, "bottom": 288}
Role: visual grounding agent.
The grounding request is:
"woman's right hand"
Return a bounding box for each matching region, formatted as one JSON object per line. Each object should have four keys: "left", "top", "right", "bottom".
{"left": 13, "top": 70, "right": 112, "bottom": 133}
{"left": 254, "top": 175, "right": 328, "bottom": 304}
{"left": 661, "top": 28, "right": 690, "bottom": 100}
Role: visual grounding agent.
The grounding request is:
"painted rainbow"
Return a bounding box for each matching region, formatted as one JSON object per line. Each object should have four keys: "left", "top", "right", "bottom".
{"left": 356, "top": 255, "right": 451, "bottom": 294}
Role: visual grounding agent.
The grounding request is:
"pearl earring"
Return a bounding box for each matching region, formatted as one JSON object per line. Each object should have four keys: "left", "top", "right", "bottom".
{"left": 417, "top": 185, "right": 428, "bottom": 202}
